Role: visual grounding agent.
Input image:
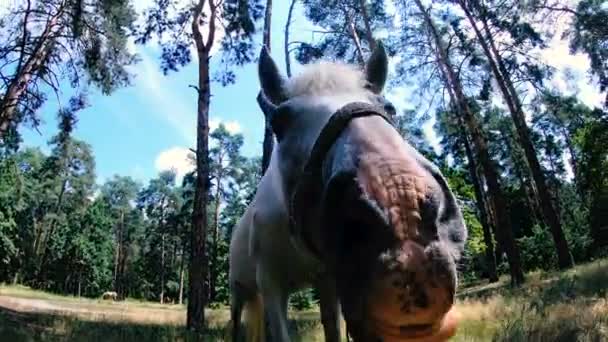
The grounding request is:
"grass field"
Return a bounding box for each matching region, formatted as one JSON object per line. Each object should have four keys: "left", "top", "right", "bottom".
{"left": 1, "top": 258, "right": 607, "bottom": 341}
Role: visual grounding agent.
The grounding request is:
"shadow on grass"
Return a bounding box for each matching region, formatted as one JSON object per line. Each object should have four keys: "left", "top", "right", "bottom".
{"left": 2, "top": 260, "right": 606, "bottom": 342}
{"left": 0, "top": 307, "right": 225, "bottom": 342}
{"left": 0, "top": 306, "right": 324, "bottom": 342}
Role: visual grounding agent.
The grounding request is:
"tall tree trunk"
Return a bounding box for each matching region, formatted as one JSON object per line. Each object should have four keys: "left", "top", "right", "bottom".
{"left": 209, "top": 173, "right": 222, "bottom": 303}
{"left": 459, "top": 1, "right": 573, "bottom": 269}
{"left": 159, "top": 197, "right": 167, "bottom": 304}
{"left": 501, "top": 129, "right": 543, "bottom": 227}
{"left": 539, "top": 130, "right": 563, "bottom": 207}
{"left": 357, "top": 0, "right": 376, "bottom": 50}
{"left": 0, "top": 7, "right": 62, "bottom": 137}
{"left": 179, "top": 243, "right": 185, "bottom": 305}
{"left": 261, "top": 0, "right": 274, "bottom": 174}
{"left": 415, "top": 0, "right": 524, "bottom": 285}
{"left": 113, "top": 211, "right": 123, "bottom": 293}
{"left": 346, "top": 11, "right": 365, "bottom": 65}
{"left": 553, "top": 118, "right": 581, "bottom": 197}
{"left": 459, "top": 121, "right": 498, "bottom": 282}
{"left": 114, "top": 210, "right": 126, "bottom": 299}
{"left": 187, "top": 0, "right": 215, "bottom": 331}
{"left": 77, "top": 268, "right": 82, "bottom": 298}
{"left": 118, "top": 222, "right": 128, "bottom": 300}
{"left": 160, "top": 233, "right": 165, "bottom": 304}
{"left": 562, "top": 126, "right": 579, "bottom": 181}
{"left": 284, "top": 0, "right": 297, "bottom": 78}
{"left": 37, "top": 177, "right": 68, "bottom": 282}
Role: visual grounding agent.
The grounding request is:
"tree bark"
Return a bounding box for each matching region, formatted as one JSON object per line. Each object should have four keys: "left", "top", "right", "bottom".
{"left": 77, "top": 268, "right": 82, "bottom": 297}
{"left": 346, "top": 11, "right": 365, "bottom": 66}
{"left": 459, "top": 121, "right": 498, "bottom": 282}
{"left": 179, "top": 243, "right": 185, "bottom": 305}
{"left": 284, "top": 0, "right": 297, "bottom": 78}
{"left": 187, "top": 0, "right": 214, "bottom": 331}
{"left": 552, "top": 116, "right": 581, "bottom": 197}
{"left": 414, "top": 0, "right": 524, "bottom": 285}
{"left": 160, "top": 233, "right": 165, "bottom": 304}
{"left": 261, "top": 0, "right": 274, "bottom": 174}
{"left": 501, "top": 129, "right": 543, "bottom": 227}
{"left": 209, "top": 165, "right": 223, "bottom": 303}
{"left": 459, "top": 1, "right": 573, "bottom": 269}
{"left": 114, "top": 210, "right": 125, "bottom": 298}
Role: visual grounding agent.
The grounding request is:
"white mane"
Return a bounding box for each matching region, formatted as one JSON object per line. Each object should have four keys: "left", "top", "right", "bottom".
{"left": 284, "top": 61, "right": 367, "bottom": 98}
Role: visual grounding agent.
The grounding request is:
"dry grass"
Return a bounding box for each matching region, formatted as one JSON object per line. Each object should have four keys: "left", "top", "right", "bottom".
{"left": 1, "top": 259, "right": 607, "bottom": 341}
{"left": 453, "top": 258, "right": 608, "bottom": 342}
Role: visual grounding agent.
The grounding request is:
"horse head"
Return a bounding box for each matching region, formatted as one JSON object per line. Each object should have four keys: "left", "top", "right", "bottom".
{"left": 257, "top": 43, "right": 467, "bottom": 342}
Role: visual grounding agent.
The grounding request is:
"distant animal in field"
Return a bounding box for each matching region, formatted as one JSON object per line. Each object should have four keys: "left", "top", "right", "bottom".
{"left": 228, "top": 41, "right": 467, "bottom": 342}
{"left": 101, "top": 291, "right": 118, "bottom": 301}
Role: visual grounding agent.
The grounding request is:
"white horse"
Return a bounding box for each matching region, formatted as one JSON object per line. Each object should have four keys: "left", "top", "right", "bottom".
{"left": 229, "top": 42, "right": 467, "bottom": 342}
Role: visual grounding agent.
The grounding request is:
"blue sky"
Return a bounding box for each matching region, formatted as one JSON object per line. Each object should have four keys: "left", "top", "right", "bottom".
{"left": 19, "top": 0, "right": 320, "bottom": 185}
{"left": 16, "top": 0, "right": 605, "bottom": 185}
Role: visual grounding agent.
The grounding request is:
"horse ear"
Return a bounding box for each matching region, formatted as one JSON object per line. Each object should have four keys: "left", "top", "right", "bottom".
{"left": 258, "top": 46, "right": 287, "bottom": 104}
{"left": 257, "top": 91, "right": 291, "bottom": 142}
{"left": 365, "top": 41, "right": 388, "bottom": 94}
{"left": 256, "top": 91, "right": 277, "bottom": 121}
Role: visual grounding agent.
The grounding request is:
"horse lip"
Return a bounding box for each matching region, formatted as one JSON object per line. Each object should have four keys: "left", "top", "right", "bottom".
{"left": 372, "top": 320, "right": 439, "bottom": 340}
{"left": 368, "top": 306, "right": 460, "bottom": 342}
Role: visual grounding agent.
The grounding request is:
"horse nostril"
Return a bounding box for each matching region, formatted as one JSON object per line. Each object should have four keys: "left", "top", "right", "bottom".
{"left": 413, "top": 290, "right": 429, "bottom": 308}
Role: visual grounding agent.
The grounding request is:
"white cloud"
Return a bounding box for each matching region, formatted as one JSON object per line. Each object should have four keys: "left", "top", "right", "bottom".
{"left": 88, "top": 189, "right": 101, "bottom": 201}
{"left": 133, "top": 50, "right": 197, "bottom": 143}
{"left": 210, "top": 117, "right": 242, "bottom": 134}
{"left": 0, "top": 0, "right": 18, "bottom": 15}
{"left": 537, "top": 16, "right": 605, "bottom": 108}
{"left": 224, "top": 121, "right": 242, "bottom": 134}
{"left": 155, "top": 147, "right": 195, "bottom": 181}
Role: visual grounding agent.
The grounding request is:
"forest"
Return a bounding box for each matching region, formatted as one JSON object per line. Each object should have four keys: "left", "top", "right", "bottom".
{"left": 0, "top": 0, "right": 607, "bottom": 339}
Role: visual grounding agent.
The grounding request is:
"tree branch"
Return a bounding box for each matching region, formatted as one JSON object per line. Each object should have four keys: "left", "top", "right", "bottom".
{"left": 189, "top": 84, "right": 201, "bottom": 94}
{"left": 534, "top": 5, "right": 578, "bottom": 16}
{"left": 205, "top": 0, "right": 218, "bottom": 52}
{"left": 15, "top": 0, "right": 33, "bottom": 76}
{"left": 191, "top": 0, "right": 206, "bottom": 53}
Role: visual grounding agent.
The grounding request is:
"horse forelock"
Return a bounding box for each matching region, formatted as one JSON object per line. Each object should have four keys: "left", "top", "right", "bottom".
{"left": 285, "top": 61, "right": 367, "bottom": 98}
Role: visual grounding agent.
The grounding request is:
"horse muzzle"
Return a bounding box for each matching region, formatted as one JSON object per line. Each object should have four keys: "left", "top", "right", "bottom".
{"left": 364, "top": 240, "right": 459, "bottom": 342}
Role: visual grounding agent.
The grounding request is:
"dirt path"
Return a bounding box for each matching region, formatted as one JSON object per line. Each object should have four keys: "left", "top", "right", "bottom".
{"left": 0, "top": 295, "right": 194, "bottom": 326}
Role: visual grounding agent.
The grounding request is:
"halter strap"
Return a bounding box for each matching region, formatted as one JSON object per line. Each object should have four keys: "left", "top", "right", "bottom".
{"left": 289, "top": 102, "right": 394, "bottom": 261}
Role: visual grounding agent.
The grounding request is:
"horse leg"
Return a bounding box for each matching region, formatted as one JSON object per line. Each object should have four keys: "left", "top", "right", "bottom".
{"left": 317, "top": 278, "right": 341, "bottom": 342}
{"left": 258, "top": 269, "right": 290, "bottom": 342}
{"left": 230, "top": 288, "right": 245, "bottom": 342}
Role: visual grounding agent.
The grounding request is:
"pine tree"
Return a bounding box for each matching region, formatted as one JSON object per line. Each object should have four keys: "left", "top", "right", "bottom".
{"left": 137, "top": 0, "right": 263, "bottom": 330}
{"left": 0, "top": 0, "right": 138, "bottom": 139}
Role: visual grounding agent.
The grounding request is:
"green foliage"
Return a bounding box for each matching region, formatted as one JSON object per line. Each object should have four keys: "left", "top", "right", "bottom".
{"left": 460, "top": 206, "right": 488, "bottom": 281}
{"left": 289, "top": 288, "right": 316, "bottom": 311}
{"left": 518, "top": 224, "right": 558, "bottom": 271}
{"left": 297, "top": 0, "right": 393, "bottom": 64}
{"left": 136, "top": 0, "right": 264, "bottom": 84}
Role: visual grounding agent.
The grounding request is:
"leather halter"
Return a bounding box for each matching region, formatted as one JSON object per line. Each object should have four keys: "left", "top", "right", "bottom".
{"left": 288, "top": 101, "right": 394, "bottom": 261}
